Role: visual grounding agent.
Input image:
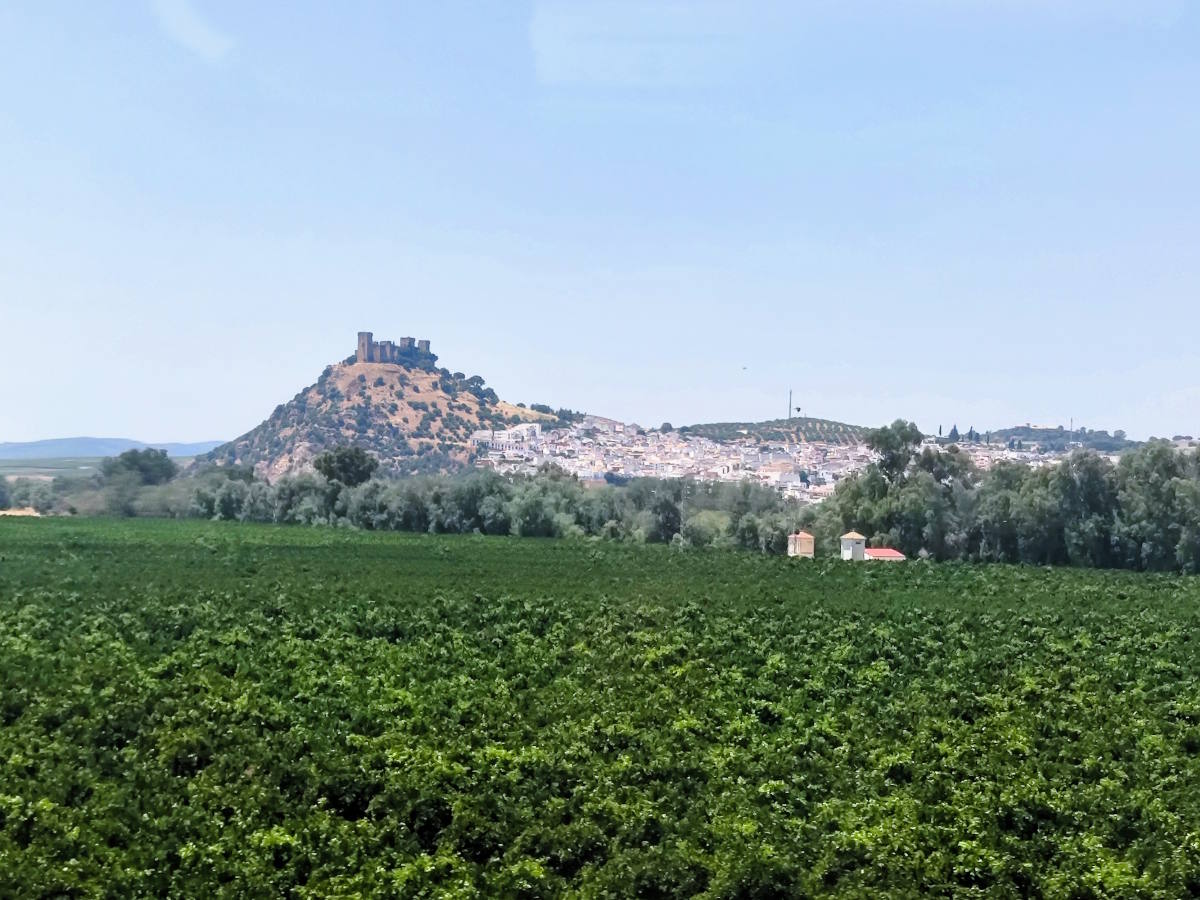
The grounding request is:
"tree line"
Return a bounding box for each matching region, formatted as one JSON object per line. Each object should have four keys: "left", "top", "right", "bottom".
{"left": 809, "top": 421, "right": 1200, "bottom": 572}
{"left": 7, "top": 435, "right": 1200, "bottom": 572}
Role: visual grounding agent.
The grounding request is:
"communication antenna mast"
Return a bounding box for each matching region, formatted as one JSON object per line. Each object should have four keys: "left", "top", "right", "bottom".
{"left": 788, "top": 389, "right": 792, "bottom": 422}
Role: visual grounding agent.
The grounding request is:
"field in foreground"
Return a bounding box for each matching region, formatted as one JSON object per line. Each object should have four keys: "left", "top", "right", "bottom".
{"left": 2, "top": 520, "right": 1199, "bottom": 897}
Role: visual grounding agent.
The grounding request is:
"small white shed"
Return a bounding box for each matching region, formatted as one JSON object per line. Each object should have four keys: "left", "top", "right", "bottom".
{"left": 787, "top": 531, "right": 815, "bottom": 559}
{"left": 840, "top": 531, "right": 866, "bottom": 561}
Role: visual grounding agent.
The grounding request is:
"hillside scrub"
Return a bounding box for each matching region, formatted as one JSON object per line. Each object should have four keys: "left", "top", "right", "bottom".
{"left": 202, "top": 361, "right": 521, "bottom": 480}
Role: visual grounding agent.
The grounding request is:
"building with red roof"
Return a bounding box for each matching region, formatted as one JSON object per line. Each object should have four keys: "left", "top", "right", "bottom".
{"left": 864, "top": 547, "right": 907, "bottom": 562}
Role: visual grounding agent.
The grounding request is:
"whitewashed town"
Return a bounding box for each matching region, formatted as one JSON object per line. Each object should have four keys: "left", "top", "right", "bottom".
{"left": 469, "top": 415, "right": 1086, "bottom": 505}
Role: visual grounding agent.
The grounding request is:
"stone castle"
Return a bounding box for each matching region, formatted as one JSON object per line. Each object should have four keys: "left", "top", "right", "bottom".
{"left": 356, "top": 331, "right": 431, "bottom": 364}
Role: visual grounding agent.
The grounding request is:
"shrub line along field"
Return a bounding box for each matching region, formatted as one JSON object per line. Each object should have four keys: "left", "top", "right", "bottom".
{"left": 2, "top": 519, "right": 1199, "bottom": 896}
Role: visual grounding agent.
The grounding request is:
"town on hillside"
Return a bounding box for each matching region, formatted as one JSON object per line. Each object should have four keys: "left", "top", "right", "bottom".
{"left": 469, "top": 416, "right": 1104, "bottom": 505}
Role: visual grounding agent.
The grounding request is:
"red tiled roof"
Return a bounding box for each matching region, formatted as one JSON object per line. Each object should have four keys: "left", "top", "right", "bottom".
{"left": 864, "top": 547, "right": 906, "bottom": 560}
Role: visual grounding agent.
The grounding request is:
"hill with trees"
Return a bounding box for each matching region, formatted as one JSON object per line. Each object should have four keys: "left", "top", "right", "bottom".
{"left": 985, "top": 424, "right": 1140, "bottom": 453}
{"left": 679, "top": 416, "right": 865, "bottom": 445}
{"left": 204, "top": 359, "right": 560, "bottom": 480}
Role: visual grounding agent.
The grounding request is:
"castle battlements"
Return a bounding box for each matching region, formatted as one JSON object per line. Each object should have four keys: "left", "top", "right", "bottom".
{"left": 356, "top": 331, "right": 432, "bottom": 364}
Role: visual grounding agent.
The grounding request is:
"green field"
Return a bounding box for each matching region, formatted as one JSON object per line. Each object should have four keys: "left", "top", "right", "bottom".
{"left": 0, "top": 456, "right": 202, "bottom": 479}
{"left": 2, "top": 519, "right": 1199, "bottom": 897}
{"left": 0, "top": 457, "right": 104, "bottom": 478}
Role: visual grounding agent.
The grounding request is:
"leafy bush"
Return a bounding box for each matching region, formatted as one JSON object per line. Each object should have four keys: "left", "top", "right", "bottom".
{"left": 312, "top": 447, "right": 378, "bottom": 487}
{"left": 100, "top": 448, "right": 177, "bottom": 486}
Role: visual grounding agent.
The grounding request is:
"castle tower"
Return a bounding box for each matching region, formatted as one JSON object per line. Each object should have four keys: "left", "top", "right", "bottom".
{"left": 417, "top": 339, "right": 431, "bottom": 354}
{"left": 399, "top": 337, "right": 415, "bottom": 351}
{"left": 356, "top": 332, "right": 374, "bottom": 364}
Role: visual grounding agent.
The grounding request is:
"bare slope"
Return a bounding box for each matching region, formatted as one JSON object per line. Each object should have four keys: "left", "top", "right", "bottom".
{"left": 205, "top": 361, "right": 549, "bottom": 481}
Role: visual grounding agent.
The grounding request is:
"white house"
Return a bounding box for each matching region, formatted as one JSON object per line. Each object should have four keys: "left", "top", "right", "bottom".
{"left": 787, "top": 531, "right": 815, "bottom": 559}
{"left": 469, "top": 423, "right": 542, "bottom": 452}
{"left": 840, "top": 531, "right": 866, "bottom": 561}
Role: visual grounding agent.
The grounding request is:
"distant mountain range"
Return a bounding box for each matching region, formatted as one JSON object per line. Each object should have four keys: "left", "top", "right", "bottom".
{"left": 0, "top": 438, "right": 224, "bottom": 460}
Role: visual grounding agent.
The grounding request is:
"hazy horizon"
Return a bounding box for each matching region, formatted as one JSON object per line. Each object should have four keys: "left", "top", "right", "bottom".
{"left": 3, "top": 2, "right": 1198, "bottom": 443}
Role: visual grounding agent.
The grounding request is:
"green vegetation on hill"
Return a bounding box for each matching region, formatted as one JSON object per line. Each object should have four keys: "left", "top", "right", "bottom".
{"left": 987, "top": 424, "right": 1140, "bottom": 453}
{"left": 2, "top": 519, "right": 1200, "bottom": 896}
{"left": 679, "top": 416, "right": 864, "bottom": 444}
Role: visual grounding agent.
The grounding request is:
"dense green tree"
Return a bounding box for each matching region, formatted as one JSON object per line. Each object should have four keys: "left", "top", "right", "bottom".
{"left": 1114, "top": 442, "right": 1188, "bottom": 570}
{"left": 715, "top": 480, "right": 779, "bottom": 528}
{"left": 213, "top": 479, "right": 250, "bottom": 522}
{"left": 1052, "top": 451, "right": 1118, "bottom": 567}
{"left": 865, "top": 420, "right": 924, "bottom": 483}
{"left": 913, "top": 444, "right": 976, "bottom": 488}
{"left": 888, "top": 471, "right": 954, "bottom": 558}
{"left": 9, "top": 478, "right": 54, "bottom": 513}
{"left": 1177, "top": 477, "right": 1200, "bottom": 574}
{"left": 101, "top": 448, "right": 177, "bottom": 485}
{"left": 1015, "top": 467, "right": 1070, "bottom": 565}
{"left": 313, "top": 447, "right": 379, "bottom": 487}
{"left": 648, "top": 487, "right": 683, "bottom": 543}
{"left": 681, "top": 510, "right": 731, "bottom": 547}
{"left": 972, "top": 462, "right": 1025, "bottom": 562}
{"left": 103, "top": 472, "right": 142, "bottom": 517}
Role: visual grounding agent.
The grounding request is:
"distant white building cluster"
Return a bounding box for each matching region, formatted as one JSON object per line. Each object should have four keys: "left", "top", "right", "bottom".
{"left": 472, "top": 414, "right": 874, "bottom": 503}
{"left": 469, "top": 423, "right": 543, "bottom": 453}
{"left": 470, "top": 415, "right": 1106, "bottom": 505}
{"left": 917, "top": 436, "right": 1104, "bottom": 472}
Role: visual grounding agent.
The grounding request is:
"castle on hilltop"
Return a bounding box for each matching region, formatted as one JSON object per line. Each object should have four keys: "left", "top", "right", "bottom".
{"left": 356, "top": 331, "right": 432, "bottom": 364}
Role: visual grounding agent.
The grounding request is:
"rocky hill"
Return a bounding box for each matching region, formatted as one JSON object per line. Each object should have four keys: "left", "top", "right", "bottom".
{"left": 678, "top": 416, "right": 865, "bottom": 445}
{"left": 205, "top": 358, "right": 558, "bottom": 481}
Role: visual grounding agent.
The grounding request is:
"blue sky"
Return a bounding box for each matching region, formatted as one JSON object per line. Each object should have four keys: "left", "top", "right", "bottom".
{"left": 2, "top": 1, "right": 1197, "bottom": 442}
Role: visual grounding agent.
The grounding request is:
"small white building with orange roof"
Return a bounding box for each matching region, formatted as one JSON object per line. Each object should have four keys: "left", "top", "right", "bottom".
{"left": 840, "top": 531, "right": 866, "bottom": 561}
{"left": 787, "top": 531, "right": 815, "bottom": 559}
